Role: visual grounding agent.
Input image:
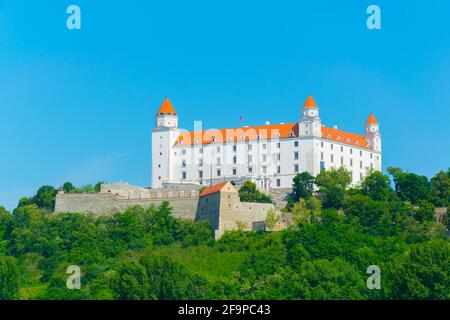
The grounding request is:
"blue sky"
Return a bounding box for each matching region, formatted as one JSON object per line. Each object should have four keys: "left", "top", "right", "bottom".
{"left": 1, "top": 0, "right": 449, "bottom": 210}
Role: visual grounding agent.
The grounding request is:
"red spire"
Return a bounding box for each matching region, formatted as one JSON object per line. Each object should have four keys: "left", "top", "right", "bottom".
{"left": 303, "top": 96, "right": 317, "bottom": 108}
{"left": 156, "top": 97, "right": 177, "bottom": 115}
{"left": 366, "top": 113, "right": 378, "bottom": 124}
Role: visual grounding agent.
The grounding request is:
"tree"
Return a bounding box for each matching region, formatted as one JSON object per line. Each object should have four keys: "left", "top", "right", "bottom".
{"left": 343, "top": 194, "right": 389, "bottom": 231}
{"left": 238, "top": 181, "right": 272, "bottom": 203}
{"left": 0, "top": 256, "right": 20, "bottom": 300}
{"left": 414, "top": 200, "right": 436, "bottom": 222}
{"left": 430, "top": 170, "right": 450, "bottom": 207}
{"left": 387, "top": 167, "right": 430, "bottom": 204}
{"left": 362, "top": 171, "right": 391, "bottom": 201}
{"left": 315, "top": 168, "right": 351, "bottom": 209}
{"left": 264, "top": 209, "right": 278, "bottom": 230}
{"left": 33, "top": 185, "right": 57, "bottom": 210}
{"left": 388, "top": 240, "right": 449, "bottom": 300}
{"left": 62, "top": 182, "right": 76, "bottom": 193}
{"left": 147, "top": 202, "right": 176, "bottom": 246}
{"left": 0, "top": 207, "right": 11, "bottom": 254}
{"left": 292, "top": 172, "right": 315, "bottom": 201}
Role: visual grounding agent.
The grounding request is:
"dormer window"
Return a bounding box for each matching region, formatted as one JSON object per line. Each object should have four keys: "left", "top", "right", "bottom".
{"left": 326, "top": 134, "right": 331, "bottom": 138}
{"left": 289, "top": 131, "right": 294, "bottom": 137}
{"left": 346, "top": 138, "right": 350, "bottom": 143}
{"left": 336, "top": 136, "right": 340, "bottom": 141}
{"left": 355, "top": 141, "right": 359, "bottom": 146}
{"left": 194, "top": 139, "right": 199, "bottom": 143}
{"left": 239, "top": 135, "right": 244, "bottom": 141}
{"left": 257, "top": 134, "right": 261, "bottom": 140}
{"left": 228, "top": 136, "right": 233, "bottom": 141}
{"left": 211, "top": 136, "right": 216, "bottom": 142}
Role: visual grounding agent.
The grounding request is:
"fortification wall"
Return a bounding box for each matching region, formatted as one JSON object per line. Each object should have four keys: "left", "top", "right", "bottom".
{"left": 55, "top": 193, "right": 198, "bottom": 220}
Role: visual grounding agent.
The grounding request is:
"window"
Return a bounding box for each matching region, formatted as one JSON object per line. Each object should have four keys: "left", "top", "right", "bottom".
{"left": 370, "top": 153, "right": 373, "bottom": 159}
{"left": 198, "top": 159, "right": 203, "bottom": 166}
{"left": 262, "top": 143, "right": 267, "bottom": 150}
{"left": 277, "top": 179, "right": 281, "bottom": 187}
{"left": 199, "top": 148, "right": 203, "bottom": 154}
{"left": 341, "top": 157, "right": 344, "bottom": 165}
{"left": 320, "top": 161, "right": 325, "bottom": 171}
{"left": 232, "top": 168, "right": 237, "bottom": 175}
{"left": 371, "top": 163, "right": 373, "bottom": 169}
{"left": 331, "top": 154, "right": 334, "bottom": 163}
{"left": 160, "top": 152, "right": 162, "bottom": 156}
{"left": 294, "top": 164, "right": 299, "bottom": 173}
{"left": 276, "top": 153, "right": 281, "bottom": 161}
{"left": 377, "top": 155, "right": 379, "bottom": 160}
{"left": 360, "top": 173, "right": 363, "bottom": 181}
{"left": 158, "top": 176, "right": 161, "bottom": 180}
{"left": 198, "top": 171, "right": 203, "bottom": 179}
{"left": 216, "top": 157, "right": 221, "bottom": 165}
{"left": 360, "top": 151, "right": 362, "bottom": 156}
{"left": 182, "top": 160, "right": 186, "bottom": 168}
{"left": 262, "top": 154, "right": 267, "bottom": 162}
{"left": 331, "top": 144, "right": 334, "bottom": 150}
{"left": 294, "top": 141, "right": 299, "bottom": 147}
{"left": 217, "top": 169, "right": 221, "bottom": 177}
{"left": 158, "top": 164, "right": 161, "bottom": 168}
{"left": 321, "top": 142, "right": 324, "bottom": 148}
{"left": 233, "top": 145, "right": 237, "bottom": 152}
{"left": 216, "top": 146, "right": 221, "bottom": 153}
{"left": 277, "top": 142, "right": 281, "bottom": 148}
{"left": 321, "top": 152, "right": 324, "bottom": 160}
{"left": 248, "top": 155, "right": 252, "bottom": 163}
{"left": 350, "top": 159, "right": 353, "bottom": 167}
{"left": 294, "top": 152, "right": 299, "bottom": 160}
{"left": 248, "top": 167, "right": 253, "bottom": 174}
{"left": 247, "top": 144, "right": 252, "bottom": 151}
{"left": 182, "top": 172, "right": 186, "bottom": 180}
{"left": 277, "top": 166, "right": 281, "bottom": 174}
{"left": 341, "top": 146, "right": 343, "bottom": 152}
{"left": 262, "top": 166, "right": 267, "bottom": 174}
{"left": 233, "top": 156, "right": 237, "bottom": 164}
{"left": 337, "top": 136, "right": 341, "bottom": 142}
{"left": 360, "top": 161, "right": 363, "bottom": 169}
{"left": 350, "top": 148, "right": 353, "bottom": 155}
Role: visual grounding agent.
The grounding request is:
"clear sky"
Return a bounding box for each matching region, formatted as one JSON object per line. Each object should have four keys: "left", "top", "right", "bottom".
{"left": 1, "top": 0, "right": 449, "bottom": 210}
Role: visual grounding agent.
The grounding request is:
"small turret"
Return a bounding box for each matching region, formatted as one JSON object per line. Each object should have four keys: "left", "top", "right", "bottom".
{"left": 299, "top": 96, "right": 321, "bottom": 137}
{"left": 156, "top": 97, "right": 178, "bottom": 128}
{"left": 365, "top": 113, "right": 381, "bottom": 151}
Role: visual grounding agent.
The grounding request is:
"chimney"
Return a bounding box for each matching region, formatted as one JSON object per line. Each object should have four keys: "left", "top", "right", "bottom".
{"left": 333, "top": 125, "right": 338, "bottom": 129}
{"left": 265, "top": 121, "right": 270, "bottom": 125}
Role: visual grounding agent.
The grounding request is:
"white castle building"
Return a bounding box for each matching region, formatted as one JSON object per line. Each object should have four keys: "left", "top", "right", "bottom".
{"left": 151, "top": 96, "right": 381, "bottom": 190}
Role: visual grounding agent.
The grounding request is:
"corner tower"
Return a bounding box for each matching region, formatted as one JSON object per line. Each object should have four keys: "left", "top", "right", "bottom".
{"left": 299, "top": 96, "right": 322, "bottom": 137}
{"left": 364, "top": 113, "right": 381, "bottom": 152}
{"left": 151, "top": 98, "right": 180, "bottom": 188}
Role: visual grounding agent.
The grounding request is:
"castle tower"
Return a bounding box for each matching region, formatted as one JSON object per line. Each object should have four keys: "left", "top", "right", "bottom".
{"left": 364, "top": 113, "right": 381, "bottom": 152}
{"left": 156, "top": 97, "right": 178, "bottom": 128}
{"left": 151, "top": 98, "right": 180, "bottom": 188}
{"left": 299, "top": 96, "right": 322, "bottom": 137}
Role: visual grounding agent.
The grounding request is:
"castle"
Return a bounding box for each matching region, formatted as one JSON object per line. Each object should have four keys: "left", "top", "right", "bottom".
{"left": 152, "top": 96, "right": 382, "bottom": 189}
{"left": 55, "top": 95, "right": 382, "bottom": 237}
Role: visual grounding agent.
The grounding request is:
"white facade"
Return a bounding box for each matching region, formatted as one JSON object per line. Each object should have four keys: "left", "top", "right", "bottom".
{"left": 151, "top": 97, "right": 382, "bottom": 189}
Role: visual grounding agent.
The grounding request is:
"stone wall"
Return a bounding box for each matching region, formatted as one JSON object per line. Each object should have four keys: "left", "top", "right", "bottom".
{"left": 55, "top": 193, "right": 198, "bottom": 220}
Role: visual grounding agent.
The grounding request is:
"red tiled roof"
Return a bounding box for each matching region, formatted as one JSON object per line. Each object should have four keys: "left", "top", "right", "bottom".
{"left": 366, "top": 113, "right": 378, "bottom": 124}
{"left": 200, "top": 182, "right": 229, "bottom": 197}
{"left": 175, "top": 123, "right": 299, "bottom": 146}
{"left": 321, "top": 126, "right": 369, "bottom": 148}
{"left": 156, "top": 97, "right": 177, "bottom": 115}
{"left": 174, "top": 123, "right": 371, "bottom": 149}
{"left": 304, "top": 96, "right": 317, "bottom": 108}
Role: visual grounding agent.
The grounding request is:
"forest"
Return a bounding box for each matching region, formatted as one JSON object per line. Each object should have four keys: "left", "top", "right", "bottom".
{"left": 0, "top": 167, "right": 449, "bottom": 300}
